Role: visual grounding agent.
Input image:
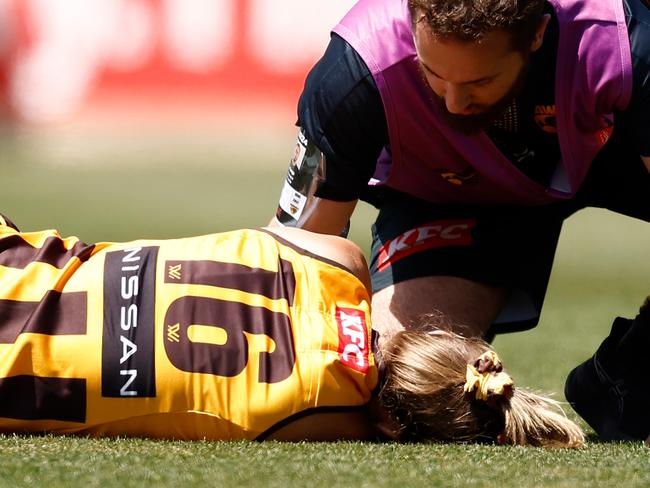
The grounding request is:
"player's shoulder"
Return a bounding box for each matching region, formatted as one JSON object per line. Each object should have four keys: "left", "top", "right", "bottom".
{"left": 260, "top": 226, "right": 363, "bottom": 263}
{"left": 261, "top": 226, "right": 370, "bottom": 290}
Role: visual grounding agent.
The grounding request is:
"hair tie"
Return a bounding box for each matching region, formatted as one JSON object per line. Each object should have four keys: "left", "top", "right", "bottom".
{"left": 464, "top": 351, "right": 514, "bottom": 401}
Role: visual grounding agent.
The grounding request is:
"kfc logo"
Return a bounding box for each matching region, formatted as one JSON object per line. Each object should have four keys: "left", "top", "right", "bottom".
{"left": 596, "top": 125, "right": 614, "bottom": 148}
{"left": 336, "top": 307, "right": 370, "bottom": 374}
{"left": 377, "top": 219, "right": 476, "bottom": 272}
{"left": 534, "top": 105, "right": 557, "bottom": 133}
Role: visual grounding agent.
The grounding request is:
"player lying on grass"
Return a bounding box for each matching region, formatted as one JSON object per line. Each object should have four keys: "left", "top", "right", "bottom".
{"left": 0, "top": 214, "right": 582, "bottom": 447}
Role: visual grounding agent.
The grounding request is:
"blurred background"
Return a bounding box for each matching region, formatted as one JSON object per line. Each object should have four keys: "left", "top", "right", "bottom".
{"left": 1, "top": 0, "right": 649, "bottom": 402}
{"left": 1, "top": 0, "right": 376, "bottom": 240}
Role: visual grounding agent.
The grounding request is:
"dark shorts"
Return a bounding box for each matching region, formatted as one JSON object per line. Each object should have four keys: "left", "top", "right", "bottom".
{"left": 368, "top": 126, "right": 650, "bottom": 335}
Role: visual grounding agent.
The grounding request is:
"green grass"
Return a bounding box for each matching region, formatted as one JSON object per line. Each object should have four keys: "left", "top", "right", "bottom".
{"left": 2, "top": 132, "right": 650, "bottom": 487}
{"left": 0, "top": 436, "right": 649, "bottom": 488}
{"left": 0, "top": 133, "right": 378, "bottom": 244}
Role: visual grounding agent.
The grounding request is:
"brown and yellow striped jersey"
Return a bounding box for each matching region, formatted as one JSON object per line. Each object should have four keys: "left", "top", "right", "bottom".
{"left": 0, "top": 220, "right": 377, "bottom": 440}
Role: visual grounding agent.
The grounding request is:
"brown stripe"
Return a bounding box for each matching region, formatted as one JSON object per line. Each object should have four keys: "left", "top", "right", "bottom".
{"left": 0, "top": 375, "right": 86, "bottom": 422}
{"left": 164, "top": 258, "right": 297, "bottom": 306}
{"left": 0, "top": 291, "right": 87, "bottom": 343}
{"left": 0, "top": 234, "right": 95, "bottom": 269}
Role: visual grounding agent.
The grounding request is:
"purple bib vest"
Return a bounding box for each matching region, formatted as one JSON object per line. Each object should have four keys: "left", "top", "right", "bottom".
{"left": 333, "top": 0, "right": 632, "bottom": 204}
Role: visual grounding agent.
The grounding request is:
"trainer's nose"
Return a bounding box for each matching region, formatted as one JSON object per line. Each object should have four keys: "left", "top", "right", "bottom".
{"left": 444, "top": 83, "right": 472, "bottom": 114}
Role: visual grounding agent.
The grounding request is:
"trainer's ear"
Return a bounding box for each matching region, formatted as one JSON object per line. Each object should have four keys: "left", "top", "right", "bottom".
{"left": 530, "top": 13, "right": 551, "bottom": 52}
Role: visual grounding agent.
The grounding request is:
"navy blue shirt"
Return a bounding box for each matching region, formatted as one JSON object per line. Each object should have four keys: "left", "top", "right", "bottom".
{"left": 297, "top": 0, "right": 650, "bottom": 202}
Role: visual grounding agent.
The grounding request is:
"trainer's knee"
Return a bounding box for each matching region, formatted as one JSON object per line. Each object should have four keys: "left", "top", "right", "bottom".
{"left": 372, "top": 276, "right": 508, "bottom": 341}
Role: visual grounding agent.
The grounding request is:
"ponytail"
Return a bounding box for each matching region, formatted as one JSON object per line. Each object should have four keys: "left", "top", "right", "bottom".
{"left": 377, "top": 330, "right": 584, "bottom": 448}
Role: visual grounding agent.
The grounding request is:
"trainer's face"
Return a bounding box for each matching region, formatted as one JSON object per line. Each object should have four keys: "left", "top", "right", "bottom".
{"left": 413, "top": 19, "right": 546, "bottom": 133}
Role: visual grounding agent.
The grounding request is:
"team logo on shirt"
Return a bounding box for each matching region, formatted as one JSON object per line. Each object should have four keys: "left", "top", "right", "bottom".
{"left": 168, "top": 263, "right": 182, "bottom": 280}
{"left": 376, "top": 219, "right": 476, "bottom": 272}
{"left": 534, "top": 105, "right": 557, "bottom": 133}
{"left": 436, "top": 167, "right": 477, "bottom": 186}
{"left": 595, "top": 125, "right": 614, "bottom": 148}
{"left": 336, "top": 307, "right": 370, "bottom": 374}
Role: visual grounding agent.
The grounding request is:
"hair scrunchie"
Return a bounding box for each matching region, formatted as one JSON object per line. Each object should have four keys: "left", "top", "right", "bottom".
{"left": 464, "top": 351, "right": 514, "bottom": 401}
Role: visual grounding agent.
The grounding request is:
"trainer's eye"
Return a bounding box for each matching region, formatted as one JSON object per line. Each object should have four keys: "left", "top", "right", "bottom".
{"left": 471, "top": 77, "right": 495, "bottom": 87}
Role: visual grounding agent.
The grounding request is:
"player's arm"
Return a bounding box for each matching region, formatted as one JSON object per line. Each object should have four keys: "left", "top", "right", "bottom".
{"left": 269, "top": 34, "right": 387, "bottom": 237}
{"left": 262, "top": 410, "right": 376, "bottom": 441}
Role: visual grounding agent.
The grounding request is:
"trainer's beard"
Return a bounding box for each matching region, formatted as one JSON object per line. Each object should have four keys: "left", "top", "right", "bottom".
{"left": 432, "top": 61, "right": 530, "bottom": 136}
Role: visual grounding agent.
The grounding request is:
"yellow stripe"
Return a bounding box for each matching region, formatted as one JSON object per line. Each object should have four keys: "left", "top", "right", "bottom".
{"left": 0, "top": 333, "right": 98, "bottom": 378}
{"left": 0, "top": 259, "right": 86, "bottom": 301}
{"left": 8, "top": 229, "right": 76, "bottom": 249}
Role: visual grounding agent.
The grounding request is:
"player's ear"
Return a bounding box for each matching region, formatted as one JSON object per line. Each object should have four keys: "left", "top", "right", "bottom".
{"left": 374, "top": 417, "right": 402, "bottom": 440}
{"left": 530, "top": 13, "right": 551, "bottom": 52}
{"left": 369, "top": 398, "right": 403, "bottom": 440}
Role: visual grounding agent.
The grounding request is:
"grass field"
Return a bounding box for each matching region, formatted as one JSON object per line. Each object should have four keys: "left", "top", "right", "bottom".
{"left": 1, "top": 130, "right": 650, "bottom": 487}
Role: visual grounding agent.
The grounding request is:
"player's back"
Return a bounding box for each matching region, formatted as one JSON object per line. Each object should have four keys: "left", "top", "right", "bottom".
{"left": 0, "top": 222, "right": 377, "bottom": 440}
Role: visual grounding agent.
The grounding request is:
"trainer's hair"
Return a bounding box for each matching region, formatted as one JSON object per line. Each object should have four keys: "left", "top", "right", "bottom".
{"left": 408, "top": 0, "right": 545, "bottom": 47}
{"left": 377, "top": 330, "right": 585, "bottom": 448}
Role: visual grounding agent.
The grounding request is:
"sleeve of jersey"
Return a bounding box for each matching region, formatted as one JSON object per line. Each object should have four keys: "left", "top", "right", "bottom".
{"left": 628, "top": 12, "right": 650, "bottom": 157}
{"left": 297, "top": 34, "right": 388, "bottom": 201}
{"left": 631, "top": 71, "right": 650, "bottom": 157}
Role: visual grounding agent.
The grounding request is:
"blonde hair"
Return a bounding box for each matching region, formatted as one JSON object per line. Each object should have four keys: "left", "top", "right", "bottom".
{"left": 377, "top": 330, "right": 584, "bottom": 448}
